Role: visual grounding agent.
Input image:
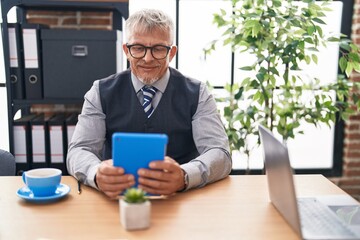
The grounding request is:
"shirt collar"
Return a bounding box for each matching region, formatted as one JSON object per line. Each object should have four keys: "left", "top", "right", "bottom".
{"left": 132, "top": 68, "right": 170, "bottom": 94}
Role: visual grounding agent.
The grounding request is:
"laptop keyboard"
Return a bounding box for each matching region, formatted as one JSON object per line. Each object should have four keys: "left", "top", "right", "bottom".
{"left": 297, "top": 198, "right": 357, "bottom": 239}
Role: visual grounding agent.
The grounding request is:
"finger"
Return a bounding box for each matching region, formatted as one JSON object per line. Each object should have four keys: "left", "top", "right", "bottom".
{"left": 99, "top": 174, "right": 134, "bottom": 185}
{"left": 101, "top": 181, "right": 135, "bottom": 192}
{"left": 96, "top": 173, "right": 135, "bottom": 195}
{"left": 148, "top": 161, "right": 177, "bottom": 173}
{"left": 164, "top": 156, "right": 177, "bottom": 164}
{"left": 138, "top": 168, "right": 172, "bottom": 181}
{"left": 99, "top": 178, "right": 135, "bottom": 199}
{"left": 138, "top": 175, "right": 167, "bottom": 188}
{"left": 99, "top": 163, "right": 124, "bottom": 175}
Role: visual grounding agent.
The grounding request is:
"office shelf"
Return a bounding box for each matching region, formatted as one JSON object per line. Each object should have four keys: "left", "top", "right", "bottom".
{"left": 1, "top": 0, "right": 129, "bottom": 174}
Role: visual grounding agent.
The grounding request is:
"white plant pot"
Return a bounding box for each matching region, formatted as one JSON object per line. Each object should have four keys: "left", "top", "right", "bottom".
{"left": 119, "top": 199, "right": 151, "bottom": 230}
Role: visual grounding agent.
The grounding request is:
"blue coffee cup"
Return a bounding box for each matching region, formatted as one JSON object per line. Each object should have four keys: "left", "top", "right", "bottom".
{"left": 22, "top": 168, "right": 62, "bottom": 197}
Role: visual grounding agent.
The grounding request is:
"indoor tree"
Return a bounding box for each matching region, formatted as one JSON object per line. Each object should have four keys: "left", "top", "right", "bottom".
{"left": 205, "top": 0, "right": 360, "bottom": 172}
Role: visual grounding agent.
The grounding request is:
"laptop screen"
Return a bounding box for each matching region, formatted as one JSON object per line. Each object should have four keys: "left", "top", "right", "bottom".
{"left": 258, "top": 124, "right": 302, "bottom": 236}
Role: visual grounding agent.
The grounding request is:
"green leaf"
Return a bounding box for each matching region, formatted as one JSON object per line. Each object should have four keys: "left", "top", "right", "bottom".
{"left": 327, "top": 37, "right": 340, "bottom": 42}
{"left": 345, "top": 63, "right": 353, "bottom": 77}
{"left": 250, "top": 80, "right": 260, "bottom": 88}
{"left": 304, "top": 38, "right": 314, "bottom": 44}
{"left": 349, "top": 52, "right": 360, "bottom": 62}
{"left": 312, "top": 18, "right": 326, "bottom": 25}
{"left": 340, "top": 43, "right": 351, "bottom": 52}
{"left": 269, "top": 67, "right": 280, "bottom": 76}
{"left": 353, "top": 62, "right": 360, "bottom": 72}
{"left": 273, "top": 0, "right": 282, "bottom": 7}
{"left": 311, "top": 54, "right": 318, "bottom": 64}
{"left": 307, "top": 26, "right": 316, "bottom": 35}
{"left": 253, "top": 91, "right": 263, "bottom": 101}
{"left": 234, "top": 87, "right": 244, "bottom": 100}
{"left": 240, "top": 66, "right": 253, "bottom": 71}
{"left": 256, "top": 73, "right": 265, "bottom": 82}
{"left": 339, "top": 57, "right": 347, "bottom": 73}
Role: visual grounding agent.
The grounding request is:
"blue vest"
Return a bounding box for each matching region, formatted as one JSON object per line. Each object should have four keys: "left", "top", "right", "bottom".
{"left": 99, "top": 68, "right": 200, "bottom": 164}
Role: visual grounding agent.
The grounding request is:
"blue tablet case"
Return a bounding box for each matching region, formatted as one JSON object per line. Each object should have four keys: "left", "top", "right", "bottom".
{"left": 112, "top": 132, "right": 168, "bottom": 187}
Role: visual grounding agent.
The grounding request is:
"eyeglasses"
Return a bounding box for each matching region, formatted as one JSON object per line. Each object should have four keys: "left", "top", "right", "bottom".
{"left": 126, "top": 44, "right": 172, "bottom": 60}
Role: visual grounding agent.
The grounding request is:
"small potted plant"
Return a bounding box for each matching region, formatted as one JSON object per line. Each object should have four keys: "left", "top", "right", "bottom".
{"left": 119, "top": 188, "right": 151, "bottom": 231}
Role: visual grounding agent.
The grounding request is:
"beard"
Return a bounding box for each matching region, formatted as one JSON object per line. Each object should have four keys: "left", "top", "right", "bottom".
{"left": 130, "top": 59, "right": 166, "bottom": 85}
{"left": 138, "top": 76, "right": 159, "bottom": 85}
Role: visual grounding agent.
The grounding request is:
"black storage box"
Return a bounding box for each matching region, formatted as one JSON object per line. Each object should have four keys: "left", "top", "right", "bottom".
{"left": 41, "top": 29, "right": 122, "bottom": 99}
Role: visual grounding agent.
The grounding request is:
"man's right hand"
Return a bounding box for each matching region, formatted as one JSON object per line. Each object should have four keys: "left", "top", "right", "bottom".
{"left": 95, "top": 159, "right": 135, "bottom": 199}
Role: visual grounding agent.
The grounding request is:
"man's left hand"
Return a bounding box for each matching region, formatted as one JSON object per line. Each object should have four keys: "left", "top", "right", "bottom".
{"left": 137, "top": 156, "right": 185, "bottom": 195}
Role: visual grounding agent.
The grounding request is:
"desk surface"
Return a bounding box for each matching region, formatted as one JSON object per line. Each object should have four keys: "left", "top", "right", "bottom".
{"left": 0, "top": 175, "right": 349, "bottom": 240}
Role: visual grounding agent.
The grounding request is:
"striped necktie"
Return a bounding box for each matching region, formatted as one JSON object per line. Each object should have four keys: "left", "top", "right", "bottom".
{"left": 142, "top": 86, "right": 157, "bottom": 118}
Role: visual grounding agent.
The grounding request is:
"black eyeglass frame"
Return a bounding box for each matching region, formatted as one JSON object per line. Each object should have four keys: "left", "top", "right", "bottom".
{"left": 126, "top": 44, "right": 172, "bottom": 60}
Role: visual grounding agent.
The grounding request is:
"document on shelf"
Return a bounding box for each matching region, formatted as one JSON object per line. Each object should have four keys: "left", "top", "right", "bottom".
{"left": 23, "top": 28, "right": 39, "bottom": 69}
{"left": 13, "top": 125, "right": 27, "bottom": 163}
{"left": 49, "top": 125, "right": 64, "bottom": 163}
{"left": 9, "top": 26, "right": 20, "bottom": 67}
{"left": 31, "top": 125, "right": 46, "bottom": 163}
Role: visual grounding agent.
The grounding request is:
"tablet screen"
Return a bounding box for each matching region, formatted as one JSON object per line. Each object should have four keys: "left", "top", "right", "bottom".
{"left": 112, "top": 132, "right": 168, "bottom": 187}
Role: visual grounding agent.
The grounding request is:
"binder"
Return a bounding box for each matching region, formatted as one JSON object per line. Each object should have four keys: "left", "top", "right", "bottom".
{"left": 22, "top": 24, "right": 47, "bottom": 99}
{"left": 30, "top": 114, "right": 49, "bottom": 169}
{"left": 13, "top": 114, "right": 37, "bottom": 174}
{"left": 5, "top": 23, "right": 25, "bottom": 99}
{"left": 48, "top": 114, "right": 68, "bottom": 174}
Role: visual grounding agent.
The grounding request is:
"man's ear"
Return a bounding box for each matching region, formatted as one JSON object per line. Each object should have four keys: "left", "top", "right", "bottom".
{"left": 169, "top": 46, "right": 177, "bottom": 62}
{"left": 122, "top": 44, "right": 129, "bottom": 55}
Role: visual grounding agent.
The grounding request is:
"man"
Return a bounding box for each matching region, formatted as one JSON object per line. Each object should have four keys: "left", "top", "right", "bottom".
{"left": 67, "top": 8, "right": 232, "bottom": 199}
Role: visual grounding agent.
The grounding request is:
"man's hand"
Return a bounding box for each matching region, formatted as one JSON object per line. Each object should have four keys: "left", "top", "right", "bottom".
{"left": 95, "top": 159, "right": 135, "bottom": 199}
{"left": 137, "top": 156, "right": 185, "bottom": 195}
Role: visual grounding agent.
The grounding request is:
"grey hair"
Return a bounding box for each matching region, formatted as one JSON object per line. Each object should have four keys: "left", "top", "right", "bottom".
{"left": 125, "top": 9, "right": 174, "bottom": 44}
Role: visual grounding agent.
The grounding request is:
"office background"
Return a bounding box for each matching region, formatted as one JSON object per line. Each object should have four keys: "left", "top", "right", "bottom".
{"left": 0, "top": 0, "right": 359, "bottom": 200}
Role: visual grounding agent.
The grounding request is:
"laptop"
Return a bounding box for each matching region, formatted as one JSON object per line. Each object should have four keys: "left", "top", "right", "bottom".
{"left": 258, "top": 125, "right": 360, "bottom": 239}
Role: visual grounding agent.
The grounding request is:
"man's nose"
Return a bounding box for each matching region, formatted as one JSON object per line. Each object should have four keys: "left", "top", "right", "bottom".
{"left": 143, "top": 49, "right": 154, "bottom": 61}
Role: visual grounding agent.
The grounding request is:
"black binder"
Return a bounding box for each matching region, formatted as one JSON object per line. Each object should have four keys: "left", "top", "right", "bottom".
{"left": 5, "top": 23, "right": 25, "bottom": 99}
{"left": 48, "top": 114, "right": 68, "bottom": 174}
{"left": 22, "top": 24, "right": 47, "bottom": 99}
{"left": 13, "top": 114, "right": 37, "bottom": 175}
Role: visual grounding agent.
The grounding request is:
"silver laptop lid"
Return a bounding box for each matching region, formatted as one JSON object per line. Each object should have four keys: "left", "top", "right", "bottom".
{"left": 258, "top": 124, "right": 302, "bottom": 237}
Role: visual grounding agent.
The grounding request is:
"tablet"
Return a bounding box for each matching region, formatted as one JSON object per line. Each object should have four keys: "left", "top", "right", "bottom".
{"left": 112, "top": 132, "right": 168, "bottom": 187}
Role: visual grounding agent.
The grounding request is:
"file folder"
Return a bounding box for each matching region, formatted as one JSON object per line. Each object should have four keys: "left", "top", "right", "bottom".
{"left": 22, "top": 24, "right": 47, "bottom": 99}
{"left": 30, "top": 114, "right": 49, "bottom": 169}
{"left": 5, "top": 23, "right": 25, "bottom": 99}
{"left": 13, "top": 114, "right": 37, "bottom": 174}
{"left": 48, "top": 114, "right": 68, "bottom": 174}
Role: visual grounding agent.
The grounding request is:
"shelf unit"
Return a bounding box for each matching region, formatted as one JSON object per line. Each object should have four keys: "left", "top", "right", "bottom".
{"left": 1, "top": 0, "right": 129, "bottom": 173}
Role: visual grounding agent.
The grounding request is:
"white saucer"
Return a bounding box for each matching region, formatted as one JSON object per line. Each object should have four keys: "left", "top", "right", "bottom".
{"left": 17, "top": 183, "right": 71, "bottom": 203}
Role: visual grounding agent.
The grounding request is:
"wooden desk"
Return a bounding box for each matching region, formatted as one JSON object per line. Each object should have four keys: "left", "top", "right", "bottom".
{"left": 0, "top": 175, "right": 349, "bottom": 240}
